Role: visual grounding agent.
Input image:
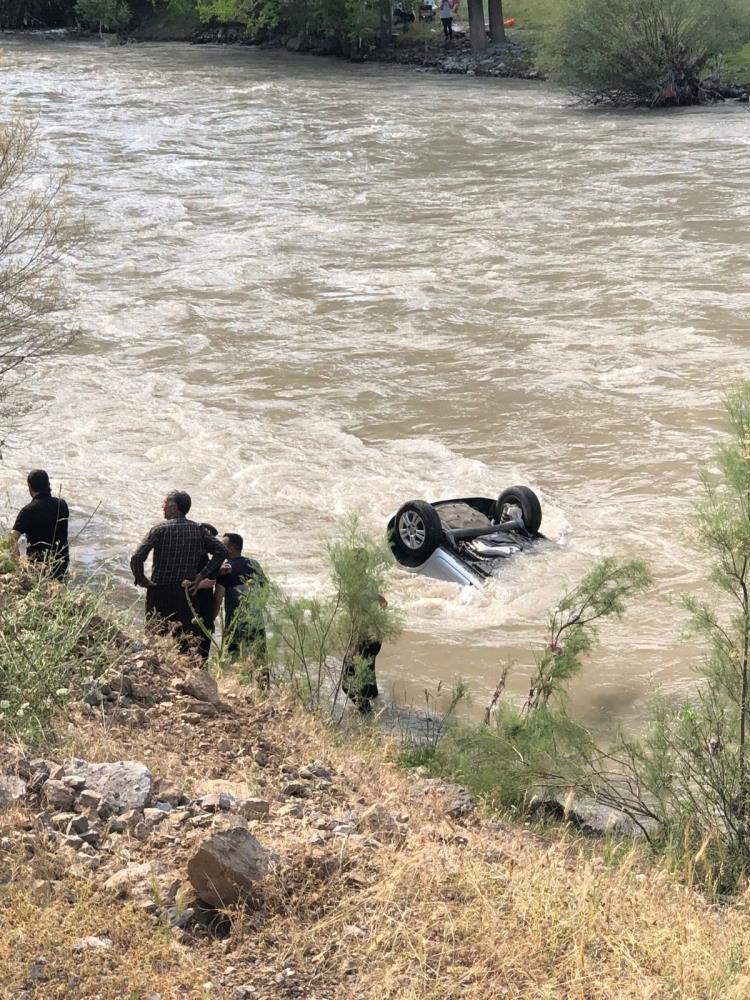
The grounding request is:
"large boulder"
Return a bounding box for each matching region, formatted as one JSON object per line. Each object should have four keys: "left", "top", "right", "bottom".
{"left": 63, "top": 759, "right": 152, "bottom": 813}
{"left": 188, "top": 823, "right": 269, "bottom": 907}
{"left": 530, "top": 792, "right": 658, "bottom": 840}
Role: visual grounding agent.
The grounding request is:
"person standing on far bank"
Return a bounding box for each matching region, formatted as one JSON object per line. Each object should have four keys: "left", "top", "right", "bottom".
{"left": 9, "top": 469, "right": 69, "bottom": 580}
{"left": 440, "top": 0, "right": 453, "bottom": 41}
{"left": 130, "top": 491, "right": 227, "bottom": 652}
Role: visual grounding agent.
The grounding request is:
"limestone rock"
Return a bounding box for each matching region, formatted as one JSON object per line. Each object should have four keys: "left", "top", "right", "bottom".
{"left": 409, "top": 778, "right": 476, "bottom": 818}
{"left": 78, "top": 790, "right": 103, "bottom": 811}
{"left": 151, "top": 780, "right": 185, "bottom": 807}
{"left": 188, "top": 824, "right": 269, "bottom": 907}
{"left": 184, "top": 701, "right": 219, "bottom": 718}
{"left": 196, "top": 792, "right": 235, "bottom": 813}
{"left": 0, "top": 774, "right": 26, "bottom": 808}
{"left": 73, "top": 935, "right": 112, "bottom": 952}
{"left": 445, "top": 787, "right": 476, "bottom": 818}
{"left": 66, "top": 814, "right": 89, "bottom": 836}
{"left": 64, "top": 759, "right": 152, "bottom": 813}
{"left": 282, "top": 781, "right": 311, "bottom": 799}
{"left": 178, "top": 669, "right": 219, "bottom": 706}
{"left": 306, "top": 762, "right": 332, "bottom": 780}
{"left": 50, "top": 811, "right": 77, "bottom": 830}
{"left": 277, "top": 801, "right": 303, "bottom": 819}
{"left": 531, "top": 793, "right": 657, "bottom": 840}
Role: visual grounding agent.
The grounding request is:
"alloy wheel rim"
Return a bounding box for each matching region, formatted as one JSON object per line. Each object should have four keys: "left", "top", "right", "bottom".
{"left": 399, "top": 510, "right": 426, "bottom": 549}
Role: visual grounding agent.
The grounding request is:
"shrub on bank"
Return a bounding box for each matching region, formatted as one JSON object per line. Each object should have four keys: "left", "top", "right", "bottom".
{"left": 543, "top": 0, "right": 750, "bottom": 105}
{"left": 74, "top": 0, "right": 131, "bottom": 34}
{"left": 0, "top": 562, "right": 127, "bottom": 744}
{"left": 245, "top": 516, "right": 403, "bottom": 719}
{"left": 408, "top": 382, "right": 750, "bottom": 894}
{"left": 403, "top": 556, "right": 651, "bottom": 810}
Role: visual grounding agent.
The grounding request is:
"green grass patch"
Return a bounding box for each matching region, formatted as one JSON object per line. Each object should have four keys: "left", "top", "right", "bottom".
{"left": 0, "top": 569, "right": 130, "bottom": 745}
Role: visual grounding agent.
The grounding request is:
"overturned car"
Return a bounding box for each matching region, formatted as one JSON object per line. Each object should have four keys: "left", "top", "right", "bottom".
{"left": 387, "top": 486, "right": 543, "bottom": 587}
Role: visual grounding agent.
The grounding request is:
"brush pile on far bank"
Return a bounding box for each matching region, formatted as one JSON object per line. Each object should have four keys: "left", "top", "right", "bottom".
{"left": 3, "top": 573, "right": 750, "bottom": 998}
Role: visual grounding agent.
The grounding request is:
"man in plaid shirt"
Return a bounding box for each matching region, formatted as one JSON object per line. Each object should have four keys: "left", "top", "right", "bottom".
{"left": 130, "top": 490, "right": 227, "bottom": 654}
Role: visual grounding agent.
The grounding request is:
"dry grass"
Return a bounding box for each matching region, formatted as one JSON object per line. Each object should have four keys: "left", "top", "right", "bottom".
{"left": 4, "top": 668, "right": 750, "bottom": 999}
{"left": 0, "top": 835, "right": 203, "bottom": 998}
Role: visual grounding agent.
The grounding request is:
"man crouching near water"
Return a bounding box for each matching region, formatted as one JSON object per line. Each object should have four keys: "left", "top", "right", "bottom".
{"left": 130, "top": 490, "right": 227, "bottom": 657}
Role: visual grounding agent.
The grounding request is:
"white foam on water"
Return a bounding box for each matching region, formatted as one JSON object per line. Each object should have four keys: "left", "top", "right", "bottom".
{"left": 3, "top": 37, "right": 750, "bottom": 725}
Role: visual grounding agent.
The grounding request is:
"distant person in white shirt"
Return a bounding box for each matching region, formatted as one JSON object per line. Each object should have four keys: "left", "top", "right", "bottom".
{"left": 440, "top": 0, "right": 453, "bottom": 40}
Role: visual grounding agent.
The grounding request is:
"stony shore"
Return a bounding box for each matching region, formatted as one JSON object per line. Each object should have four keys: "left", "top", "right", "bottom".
{"left": 54, "top": 11, "right": 543, "bottom": 81}
{"left": 185, "top": 25, "right": 540, "bottom": 79}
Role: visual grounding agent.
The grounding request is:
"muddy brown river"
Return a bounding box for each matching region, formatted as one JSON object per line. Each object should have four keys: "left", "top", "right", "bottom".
{"left": 1, "top": 34, "right": 749, "bottom": 727}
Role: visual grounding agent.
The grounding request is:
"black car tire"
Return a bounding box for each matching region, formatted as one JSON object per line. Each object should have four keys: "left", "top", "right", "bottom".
{"left": 494, "top": 486, "right": 542, "bottom": 534}
{"left": 391, "top": 500, "right": 444, "bottom": 567}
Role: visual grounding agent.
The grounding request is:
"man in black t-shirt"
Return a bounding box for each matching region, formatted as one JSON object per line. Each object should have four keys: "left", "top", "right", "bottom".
{"left": 221, "top": 532, "right": 267, "bottom": 662}
{"left": 9, "top": 469, "right": 69, "bottom": 580}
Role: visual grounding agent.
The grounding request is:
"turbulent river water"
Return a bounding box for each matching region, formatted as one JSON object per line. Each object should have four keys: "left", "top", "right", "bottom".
{"left": 2, "top": 34, "right": 749, "bottom": 726}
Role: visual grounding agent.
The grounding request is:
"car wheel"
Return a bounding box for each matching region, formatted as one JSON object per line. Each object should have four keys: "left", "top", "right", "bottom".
{"left": 391, "top": 500, "right": 444, "bottom": 567}
{"left": 494, "top": 486, "right": 542, "bottom": 534}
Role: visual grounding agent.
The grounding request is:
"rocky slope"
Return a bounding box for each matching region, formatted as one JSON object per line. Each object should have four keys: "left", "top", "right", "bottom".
{"left": 3, "top": 630, "right": 750, "bottom": 998}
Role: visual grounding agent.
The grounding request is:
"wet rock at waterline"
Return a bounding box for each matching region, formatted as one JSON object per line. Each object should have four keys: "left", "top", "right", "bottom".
{"left": 529, "top": 793, "right": 658, "bottom": 840}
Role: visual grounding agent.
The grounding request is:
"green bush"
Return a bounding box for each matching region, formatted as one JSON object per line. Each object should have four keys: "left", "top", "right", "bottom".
{"left": 193, "top": 0, "right": 379, "bottom": 44}
{"left": 420, "top": 703, "right": 587, "bottom": 809}
{"left": 245, "top": 516, "right": 403, "bottom": 719}
{"left": 0, "top": 571, "right": 126, "bottom": 744}
{"left": 543, "top": 0, "right": 750, "bottom": 105}
{"left": 403, "top": 557, "right": 650, "bottom": 809}
{"left": 578, "top": 382, "right": 750, "bottom": 892}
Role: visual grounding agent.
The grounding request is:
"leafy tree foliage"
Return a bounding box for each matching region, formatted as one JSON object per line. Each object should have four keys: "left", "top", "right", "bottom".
{"left": 74, "top": 0, "right": 131, "bottom": 33}
{"left": 0, "top": 0, "right": 74, "bottom": 29}
{"left": 578, "top": 383, "right": 750, "bottom": 891}
{"left": 0, "top": 122, "right": 83, "bottom": 418}
{"left": 239, "top": 516, "right": 402, "bottom": 720}
{"left": 193, "top": 0, "right": 379, "bottom": 44}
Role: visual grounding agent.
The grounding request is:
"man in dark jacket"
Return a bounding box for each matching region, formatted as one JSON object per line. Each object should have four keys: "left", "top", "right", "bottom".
{"left": 221, "top": 532, "right": 267, "bottom": 663}
{"left": 130, "top": 491, "right": 227, "bottom": 650}
{"left": 9, "top": 469, "right": 69, "bottom": 580}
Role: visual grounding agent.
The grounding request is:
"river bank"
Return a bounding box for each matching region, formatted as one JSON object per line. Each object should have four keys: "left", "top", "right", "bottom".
{"left": 22, "top": 19, "right": 541, "bottom": 79}
{"left": 4, "top": 573, "right": 750, "bottom": 998}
